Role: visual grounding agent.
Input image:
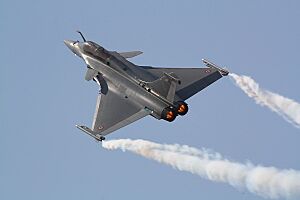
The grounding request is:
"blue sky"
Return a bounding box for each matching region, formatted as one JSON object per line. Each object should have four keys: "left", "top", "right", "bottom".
{"left": 1, "top": 1, "right": 300, "bottom": 199}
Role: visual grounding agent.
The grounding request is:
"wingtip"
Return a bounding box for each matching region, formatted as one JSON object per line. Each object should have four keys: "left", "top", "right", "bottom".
{"left": 202, "top": 58, "right": 229, "bottom": 76}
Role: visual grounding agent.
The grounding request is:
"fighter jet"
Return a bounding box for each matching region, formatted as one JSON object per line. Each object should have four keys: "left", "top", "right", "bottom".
{"left": 64, "top": 31, "right": 229, "bottom": 141}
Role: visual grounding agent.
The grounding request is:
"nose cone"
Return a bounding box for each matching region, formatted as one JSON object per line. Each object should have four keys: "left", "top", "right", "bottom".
{"left": 64, "top": 40, "right": 75, "bottom": 51}
{"left": 64, "top": 40, "right": 82, "bottom": 58}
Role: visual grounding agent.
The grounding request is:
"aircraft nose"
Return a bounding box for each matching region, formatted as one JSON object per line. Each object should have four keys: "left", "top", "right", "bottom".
{"left": 64, "top": 39, "right": 82, "bottom": 56}
{"left": 64, "top": 40, "right": 75, "bottom": 50}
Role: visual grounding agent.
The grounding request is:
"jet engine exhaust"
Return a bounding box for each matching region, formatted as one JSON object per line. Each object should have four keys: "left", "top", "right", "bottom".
{"left": 161, "top": 107, "right": 177, "bottom": 122}
{"left": 175, "top": 101, "right": 188, "bottom": 116}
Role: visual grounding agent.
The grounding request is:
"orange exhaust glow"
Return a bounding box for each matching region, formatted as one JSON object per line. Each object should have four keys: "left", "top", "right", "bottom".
{"left": 178, "top": 104, "right": 186, "bottom": 113}
{"left": 166, "top": 111, "right": 174, "bottom": 119}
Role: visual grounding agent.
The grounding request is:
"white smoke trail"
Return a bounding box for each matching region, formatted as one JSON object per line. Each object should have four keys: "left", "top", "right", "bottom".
{"left": 103, "top": 139, "right": 300, "bottom": 199}
{"left": 229, "top": 73, "right": 300, "bottom": 128}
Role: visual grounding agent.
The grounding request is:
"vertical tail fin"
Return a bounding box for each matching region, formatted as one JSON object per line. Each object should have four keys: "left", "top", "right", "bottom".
{"left": 147, "top": 72, "right": 180, "bottom": 102}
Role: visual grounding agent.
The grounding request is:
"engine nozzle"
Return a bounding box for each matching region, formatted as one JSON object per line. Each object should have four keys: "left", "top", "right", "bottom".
{"left": 161, "top": 107, "right": 177, "bottom": 122}
{"left": 175, "top": 101, "right": 189, "bottom": 116}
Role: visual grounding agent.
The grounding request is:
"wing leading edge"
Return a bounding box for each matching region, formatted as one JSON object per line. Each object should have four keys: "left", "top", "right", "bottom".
{"left": 76, "top": 79, "right": 151, "bottom": 140}
{"left": 141, "top": 68, "right": 221, "bottom": 100}
{"left": 140, "top": 59, "right": 228, "bottom": 101}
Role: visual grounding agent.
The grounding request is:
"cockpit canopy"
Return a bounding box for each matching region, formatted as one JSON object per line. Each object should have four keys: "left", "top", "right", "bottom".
{"left": 83, "top": 41, "right": 103, "bottom": 52}
{"left": 82, "top": 41, "right": 110, "bottom": 62}
{"left": 87, "top": 41, "right": 104, "bottom": 50}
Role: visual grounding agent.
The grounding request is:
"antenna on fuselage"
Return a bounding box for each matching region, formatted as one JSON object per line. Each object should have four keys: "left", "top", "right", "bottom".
{"left": 76, "top": 30, "right": 86, "bottom": 42}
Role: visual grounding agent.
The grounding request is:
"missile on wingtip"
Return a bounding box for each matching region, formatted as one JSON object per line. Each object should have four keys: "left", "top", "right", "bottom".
{"left": 75, "top": 125, "right": 105, "bottom": 142}
{"left": 202, "top": 58, "right": 229, "bottom": 76}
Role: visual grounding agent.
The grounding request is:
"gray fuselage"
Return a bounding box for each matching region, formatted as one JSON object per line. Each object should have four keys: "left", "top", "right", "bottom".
{"left": 65, "top": 40, "right": 175, "bottom": 119}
